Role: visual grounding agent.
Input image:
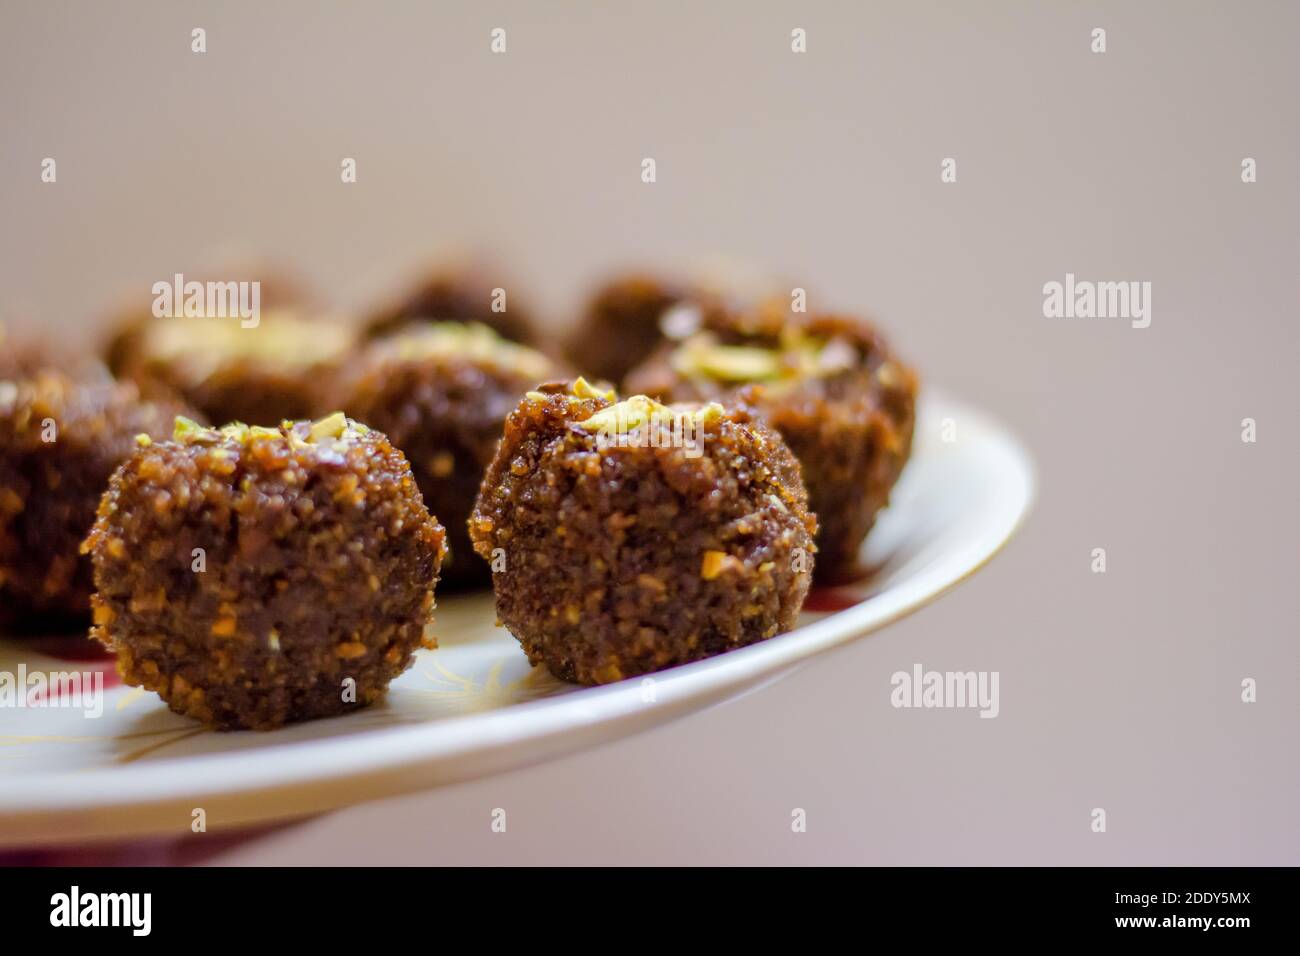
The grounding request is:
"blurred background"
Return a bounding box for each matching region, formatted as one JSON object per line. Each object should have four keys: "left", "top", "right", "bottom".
{"left": 1, "top": 0, "right": 1296, "bottom": 863}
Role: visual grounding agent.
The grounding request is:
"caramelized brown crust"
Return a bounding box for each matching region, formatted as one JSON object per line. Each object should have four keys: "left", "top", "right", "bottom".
{"left": 362, "top": 260, "right": 537, "bottom": 345}
{"left": 563, "top": 275, "right": 693, "bottom": 385}
{"left": 84, "top": 416, "right": 446, "bottom": 730}
{"left": 336, "top": 324, "right": 561, "bottom": 588}
{"left": 0, "top": 373, "right": 190, "bottom": 627}
{"left": 109, "top": 314, "right": 354, "bottom": 427}
{"left": 564, "top": 267, "right": 801, "bottom": 387}
{"left": 470, "top": 382, "right": 816, "bottom": 684}
{"left": 625, "top": 312, "right": 917, "bottom": 580}
{"left": 102, "top": 267, "right": 314, "bottom": 382}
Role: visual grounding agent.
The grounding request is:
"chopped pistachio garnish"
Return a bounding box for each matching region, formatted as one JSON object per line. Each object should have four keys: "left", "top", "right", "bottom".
{"left": 572, "top": 376, "right": 615, "bottom": 401}
{"left": 693, "top": 401, "right": 725, "bottom": 426}
{"left": 579, "top": 395, "right": 723, "bottom": 434}
{"left": 142, "top": 313, "right": 352, "bottom": 382}
{"left": 578, "top": 395, "right": 670, "bottom": 433}
{"left": 525, "top": 379, "right": 616, "bottom": 406}
{"left": 175, "top": 416, "right": 290, "bottom": 445}
{"left": 672, "top": 328, "right": 861, "bottom": 385}
{"left": 173, "top": 415, "right": 217, "bottom": 443}
{"left": 673, "top": 338, "right": 783, "bottom": 382}
{"left": 307, "top": 411, "right": 348, "bottom": 443}
{"left": 385, "top": 322, "right": 552, "bottom": 380}
{"left": 173, "top": 413, "right": 366, "bottom": 450}
{"left": 134, "top": 433, "right": 152, "bottom": 447}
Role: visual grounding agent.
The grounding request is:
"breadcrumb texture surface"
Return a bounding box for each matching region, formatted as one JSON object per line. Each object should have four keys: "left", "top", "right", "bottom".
{"left": 626, "top": 312, "right": 917, "bottom": 580}
{"left": 563, "top": 274, "right": 693, "bottom": 386}
{"left": 362, "top": 259, "right": 538, "bottom": 345}
{"left": 110, "top": 313, "right": 353, "bottom": 427}
{"left": 470, "top": 382, "right": 816, "bottom": 685}
{"left": 85, "top": 415, "right": 445, "bottom": 730}
{"left": 336, "top": 323, "right": 561, "bottom": 587}
{"left": 0, "top": 373, "right": 188, "bottom": 626}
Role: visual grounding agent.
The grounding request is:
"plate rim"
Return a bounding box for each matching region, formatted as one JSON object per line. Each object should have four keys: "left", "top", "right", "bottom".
{"left": 0, "top": 391, "right": 1035, "bottom": 842}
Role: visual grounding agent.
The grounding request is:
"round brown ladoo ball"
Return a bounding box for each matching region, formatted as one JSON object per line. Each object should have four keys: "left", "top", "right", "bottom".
{"left": 0, "top": 373, "right": 191, "bottom": 628}
{"left": 102, "top": 265, "right": 315, "bottom": 378}
{"left": 625, "top": 313, "right": 917, "bottom": 581}
{"left": 85, "top": 413, "right": 446, "bottom": 730}
{"left": 561, "top": 274, "right": 696, "bottom": 386}
{"left": 470, "top": 379, "right": 817, "bottom": 685}
{"left": 564, "top": 264, "right": 802, "bottom": 387}
{"left": 110, "top": 312, "right": 354, "bottom": 426}
{"left": 335, "top": 322, "right": 563, "bottom": 588}
{"left": 362, "top": 257, "right": 537, "bottom": 345}
{"left": 87, "top": 413, "right": 447, "bottom": 733}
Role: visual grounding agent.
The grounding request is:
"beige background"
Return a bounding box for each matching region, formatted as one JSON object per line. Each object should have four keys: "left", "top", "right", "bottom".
{"left": 2, "top": 1, "right": 1296, "bottom": 864}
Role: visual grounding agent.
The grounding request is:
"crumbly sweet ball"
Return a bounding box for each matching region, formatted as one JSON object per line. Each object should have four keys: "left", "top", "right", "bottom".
{"left": 85, "top": 413, "right": 446, "bottom": 730}
{"left": 625, "top": 313, "right": 917, "bottom": 581}
{"left": 335, "top": 322, "right": 563, "bottom": 588}
{"left": 110, "top": 311, "right": 354, "bottom": 426}
{"left": 562, "top": 275, "right": 695, "bottom": 386}
{"left": 563, "top": 264, "right": 801, "bottom": 387}
{"left": 102, "top": 265, "right": 314, "bottom": 379}
{"left": 0, "top": 373, "right": 190, "bottom": 627}
{"left": 470, "top": 379, "right": 817, "bottom": 685}
{"left": 362, "top": 257, "right": 538, "bottom": 345}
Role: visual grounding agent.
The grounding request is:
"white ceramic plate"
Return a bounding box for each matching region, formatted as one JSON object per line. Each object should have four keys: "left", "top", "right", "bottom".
{"left": 0, "top": 392, "right": 1032, "bottom": 847}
